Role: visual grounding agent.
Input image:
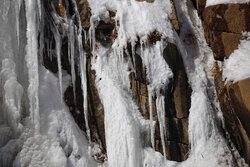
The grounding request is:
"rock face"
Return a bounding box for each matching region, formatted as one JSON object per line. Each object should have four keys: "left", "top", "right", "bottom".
{"left": 75, "top": 0, "right": 91, "bottom": 29}
{"left": 215, "top": 74, "right": 250, "bottom": 165}
{"left": 130, "top": 42, "right": 191, "bottom": 161}
{"left": 43, "top": 0, "right": 192, "bottom": 162}
{"left": 203, "top": 4, "right": 250, "bottom": 60}
{"left": 192, "top": 0, "right": 206, "bottom": 17}
{"left": 43, "top": 0, "right": 250, "bottom": 165}
{"left": 199, "top": 1, "right": 250, "bottom": 165}
{"left": 163, "top": 43, "right": 191, "bottom": 161}
{"left": 43, "top": 0, "right": 107, "bottom": 161}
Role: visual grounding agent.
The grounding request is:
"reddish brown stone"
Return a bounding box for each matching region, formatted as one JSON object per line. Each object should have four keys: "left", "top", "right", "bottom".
{"left": 203, "top": 4, "right": 250, "bottom": 60}
{"left": 215, "top": 73, "right": 250, "bottom": 165}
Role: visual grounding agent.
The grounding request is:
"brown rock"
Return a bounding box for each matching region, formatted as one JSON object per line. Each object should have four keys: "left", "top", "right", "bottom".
{"left": 203, "top": 4, "right": 250, "bottom": 33}
{"left": 205, "top": 30, "right": 242, "bottom": 60}
{"left": 129, "top": 42, "right": 191, "bottom": 162}
{"left": 167, "top": 141, "right": 189, "bottom": 161}
{"left": 215, "top": 73, "right": 250, "bottom": 165}
{"left": 203, "top": 4, "right": 250, "bottom": 60}
{"left": 44, "top": 0, "right": 66, "bottom": 18}
{"left": 87, "top": 57, "right": 106, "bottom": 151}
{"left": 197, "top": 0, "right": 206, "bottom": 17}
{"left": 228, "top": 78, "right": 250, "bottom": 139}
{"left": 170, "top": 0, "right": 180, "bottom": 32}
{"left": 163, "top": 43, "right": 191, "bottom": 119}
{"left": 75, "top": 0, "right": 92, "bottom": 29}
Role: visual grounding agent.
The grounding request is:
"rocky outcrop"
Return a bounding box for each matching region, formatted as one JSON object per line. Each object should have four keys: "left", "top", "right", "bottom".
{"left": 215, "top": 73, "right": 250, "bottom": 165}
{"left": 200, "top": 2, "right": 250, "bottom": 165}
{"left": 203, "top": 4, "right": 250, "bottom": 60}
{"left": 163, "top": 43, "right": 191, "bottom": 161}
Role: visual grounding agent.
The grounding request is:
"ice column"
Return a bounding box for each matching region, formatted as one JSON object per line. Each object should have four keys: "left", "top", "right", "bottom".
{"left": 24, "top": 0, "right": 40, "bottom": 132}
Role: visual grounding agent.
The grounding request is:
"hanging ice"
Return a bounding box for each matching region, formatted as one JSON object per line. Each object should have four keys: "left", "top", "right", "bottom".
{"left": 24, "top": 0, "right": 40, "bottom": 132}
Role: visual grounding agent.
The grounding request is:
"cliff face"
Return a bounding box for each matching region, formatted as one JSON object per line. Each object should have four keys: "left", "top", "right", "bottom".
{"left": 41, "top": 0, "right": 249, "bottom": 165}
{"left": 195, "top": 0, "right": 250, "bottom": 164}
{"left": 44, "top": 0, "right": 191, "bottom": 162}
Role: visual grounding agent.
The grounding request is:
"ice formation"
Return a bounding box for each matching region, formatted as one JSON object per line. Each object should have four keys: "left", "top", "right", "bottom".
{"left": 0, "top": 0, "right": 96, "bottom": 166}
{"left": 0, "top": 0, "right": 248, "bottom": 166}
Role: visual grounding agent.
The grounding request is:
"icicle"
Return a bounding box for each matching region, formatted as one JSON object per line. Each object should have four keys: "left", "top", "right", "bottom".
{"left": 69, "top": 23, "right": 76, "bottom": 102}
{"left": 156, "top": 95, "right": 167, "bottom": 158}
{"left": 89, "top": 17, "right": 97, "bottom": 55}
{"left": 140, "top": 41, "right": 155, "bottom": 149}
{"left": 78, "top": 31, "right": 91, "bottom": 144}
{"left": 24, "top": 0, "right": 40, "bottom": 132}
{"left": 148, "top": 89, "right": 155, "bottom": 149}
{"left": 54, "top": 32, "right": 63, "bottom": 101}
{"left": 131, "top": 41, "right": 136, "bottom": 68}
{"left": 36, "top": 0, "right": 42, "bottom": 20}
{"left": 49, "top": 41, "right": 53, "bottom": 61}
{"left": 71, "top": 0, "right": 91, "bottom": 144}
{"left": 15, "top": 0, "right": 21, "bottom": 47}
{"left": 83, "top": 29, "right": 87, "bottom": 44}
{"left": 38, "top": 5, "right": 44, "bottom": 64}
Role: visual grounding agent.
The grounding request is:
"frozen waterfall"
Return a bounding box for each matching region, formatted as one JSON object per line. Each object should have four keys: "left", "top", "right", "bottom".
{"left": 0, "top": 0, "right": 247, "bottom": 167}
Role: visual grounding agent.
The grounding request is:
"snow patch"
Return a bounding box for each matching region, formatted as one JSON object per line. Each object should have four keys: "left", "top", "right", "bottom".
{"left": 206, "top": 0, "right": 250, "bottom": 7}
{"left": 223, "top": 33, "right": 250, "bottom": 83}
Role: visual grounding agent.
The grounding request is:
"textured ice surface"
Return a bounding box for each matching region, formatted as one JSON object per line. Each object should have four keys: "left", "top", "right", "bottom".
{"left": 92, "top": 44, "right": 151, "bottom": 167}
{"left": 173, "top": 0, "right": 245, "bottom": 166}
{"left": 25, "top": 0, "right": 40, "bottom": 132}
{"left": 139, "top": 41, "right": 173, "bottom": 157}
{"left": 88, "top": 0, "right": 174, "bottom": 47}
{"left": 0, "top": 0, "right": 97, "bottom": 166}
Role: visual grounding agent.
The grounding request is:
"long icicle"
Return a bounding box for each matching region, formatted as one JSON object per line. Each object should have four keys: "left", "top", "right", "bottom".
{"left": 156, "top": 95, "right": 167, "bottom": 158}
{"left": 71, "top": 0, "right": 91, "bottom": 144}
{"left": 69, "top": 22, "right": 76, "bottom": 102}
{"left": 78, "top": 31, "right": 91, "bottom": 143}
{"left": 141, "top": 42, "right": 155, "bottom": 149}
{"left": 24, "top": 0, "right": 40, "bottom": 133}
{"left": 54, "top": 32, "right": 63, "bottom": 102}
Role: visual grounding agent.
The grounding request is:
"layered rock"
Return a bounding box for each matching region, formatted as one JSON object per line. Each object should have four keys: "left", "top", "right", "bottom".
{"left": 203, "top": 4, "right": 250, "bottom": 60}
{"left": 130, "top": 42, "right": 191, "bottom": 161}
{"left": 198, "top": 1, "right": 250, "bottom": 165}
{"left": 215, "top": 73, "right": 250, "bottom": 165}
{"left": 43, "top": 1, "right": 107, "bottom": 161}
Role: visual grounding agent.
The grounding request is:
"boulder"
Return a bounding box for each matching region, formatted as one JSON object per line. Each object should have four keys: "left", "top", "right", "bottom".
{"left": 203, "top": 4, "right": 250, "bottom": 60}
{"left": 215, "top": 73, "right": 250, "bottom": 165}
